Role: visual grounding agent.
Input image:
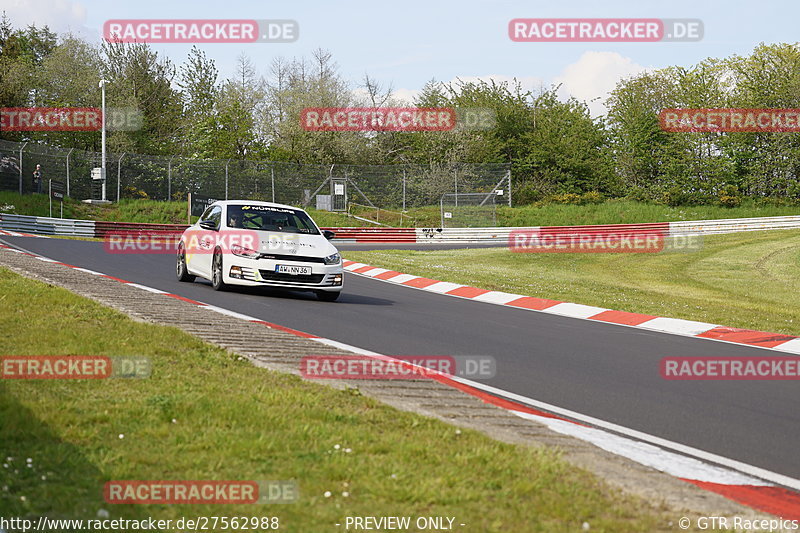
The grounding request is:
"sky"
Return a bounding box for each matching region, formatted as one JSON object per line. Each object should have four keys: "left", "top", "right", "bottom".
{"left": 2, "top": 0, "right": 797, "bottom": 116}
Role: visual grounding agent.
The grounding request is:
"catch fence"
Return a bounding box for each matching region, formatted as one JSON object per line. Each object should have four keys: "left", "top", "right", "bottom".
{"left": 0, "top": 140, "right": 511, "bottom": 210}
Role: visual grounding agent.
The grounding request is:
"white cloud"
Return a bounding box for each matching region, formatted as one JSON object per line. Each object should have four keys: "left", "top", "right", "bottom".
{"left": 554, "top": 51, "right": 649, "bottom": 117}
{"left": 2, "top": 0, "right": 89, "bottom": 37}
{"left": 388, "top": 87, "right": 421, "bottom": 104}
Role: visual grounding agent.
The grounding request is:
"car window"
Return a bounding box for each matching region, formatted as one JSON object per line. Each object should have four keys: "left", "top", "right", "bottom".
{"left": 207, "top": 206, "right": 222, "bottom": 229}
{"left": 199, "top": 206, "right": 215, "bottom": 221}
{"left": 225, "top": 205, "right": 320, "bottom": 235}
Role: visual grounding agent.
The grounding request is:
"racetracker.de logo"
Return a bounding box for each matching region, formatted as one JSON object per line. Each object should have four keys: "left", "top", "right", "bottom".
{"left": 1, "top": 356, "right": 151, "bottom": 379}
{"left": 1, "top": 108, "right": 98, "bottom": 131}
{"left": 104, "top": 480, "right": 298, "bottom": 504}
{"left": 660, "top": 108, "right": 800, "bottom": 132}
{"left": 103, "top": 19, "right": 298, "bottom": 43}
{"left": 508, "top": 18, "right": 703, "bottom": 42}
{"left": 0, "top": 107, "right": 142, "bottom": 132}
{"left": 104, "top": 233, "right": 183, "bottom": 255}
{"left": 300, "top": 108, "right": 457, "bottom": 132}
{"left": 300, "top": 355, "right": 496, "bottom": 380}
{"left": 508, "top": 227, "right": 702, "bottom": 253}
{"left": 661, "top": 357, "right": 800, "bottom": 380}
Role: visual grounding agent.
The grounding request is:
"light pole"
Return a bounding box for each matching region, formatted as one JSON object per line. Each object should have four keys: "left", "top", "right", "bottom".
{"left": 99, "top": 78, "right": 109, "bottom": 201}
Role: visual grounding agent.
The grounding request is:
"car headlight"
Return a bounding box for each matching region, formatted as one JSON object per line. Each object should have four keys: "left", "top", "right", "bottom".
{"left": 230, "top": 244, "right": 260, "bottom": 258}
{"left": 323, "top": 252, "right": 341, "bottom": 265}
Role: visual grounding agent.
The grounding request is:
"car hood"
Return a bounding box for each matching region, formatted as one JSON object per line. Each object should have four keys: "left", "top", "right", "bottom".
{"left": 251, "top": 229, "right": 338, "bottom": 258}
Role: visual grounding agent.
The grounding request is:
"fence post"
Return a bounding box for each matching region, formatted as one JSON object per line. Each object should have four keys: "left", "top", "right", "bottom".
{"left": 66, "top": 148, "right": 74, "bottom": 197}
{"left": 402, "top": 168, "right": 406, "bottom": 211}
{"left": 117, "top": 153, "right": 126, "bottom": 202}
{"left": 225, "top": 159, "right": 230, "bottom": 200}
{"left": 271, "top": 166, "right": 276, "bottom": 203}
{"left": 18, "top": 142, "right": 27, "bottom": 195}
{"left": 167, "top": 156, "right": 174, "bottom": 201}
{"left": 507, "top": 169, "right": 512, "bottom": 207}
{"left": 454, "top": 170, "right": 458, "bottom": 207}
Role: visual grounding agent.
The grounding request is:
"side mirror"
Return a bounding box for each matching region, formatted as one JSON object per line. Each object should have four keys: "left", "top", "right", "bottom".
{"left": 199, "top": 219, "right": 217, "bottom": 231}
{"left": 323, "top": 230, "right": 335, "bottom": 240}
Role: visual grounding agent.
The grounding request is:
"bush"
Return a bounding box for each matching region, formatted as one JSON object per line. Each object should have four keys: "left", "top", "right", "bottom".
{"left": 786, "top": 180, "right": 800, "bottom": 200}
{"left": 123, "top": 186, "right": 149, "bottom": 199}
{"left": 550, "top": 193, "right": 584, "bottom": 205}
{"left": 662, "top": 187, "right": 710, "bottom": 207}
{"left": 718, "top": 194, "right": 741, "bottom": 207}
{"left": 716, "top": 185, "right": 742, "bottom": 208}
{"left": 513, "top": 181, "right": 547, "bottom": 205}
{"left": 581, "top": 191, "right": 604, "bottom": 204}
{"left": 625, "top": 187, "right": 653, "bottom": 203}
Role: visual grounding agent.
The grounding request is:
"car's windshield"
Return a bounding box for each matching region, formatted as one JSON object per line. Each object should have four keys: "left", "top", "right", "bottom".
{"left": 225, "top": 204, "right": 320, "bottom": 235}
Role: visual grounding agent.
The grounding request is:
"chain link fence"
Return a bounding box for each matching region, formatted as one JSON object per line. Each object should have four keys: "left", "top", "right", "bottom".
{"left": 0, "top": 139, "right": 512, "bottom": 210}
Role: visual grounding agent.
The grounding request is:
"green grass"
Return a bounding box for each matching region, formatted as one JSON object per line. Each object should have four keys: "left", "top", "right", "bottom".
{"left": 355, "top": 199, "right": 800, "bottom": 228}
{"left": 497, "top": 199, "right": 800, "bottom": 227}
{"left": 304, "top": 208, "right": 375, "bottom": 228}
{"left": 0, "top": 268, "right": 669, "bottom": 531}
{"left": 344, "top": 229, "right": 800, "bottom": 337}
{"left": 81, "top": 198, "right": 190, "bottom": 224}
{"left": 0, "top": 191, "right": 83, "bottom": 219}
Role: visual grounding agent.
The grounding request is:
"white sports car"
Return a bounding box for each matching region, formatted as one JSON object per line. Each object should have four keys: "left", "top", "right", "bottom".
{"left": 176, "top": 200, "right": 343, "bottom": 301}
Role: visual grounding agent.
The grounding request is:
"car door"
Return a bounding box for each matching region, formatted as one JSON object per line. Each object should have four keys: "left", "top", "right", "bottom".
{"left": 189, "top": 204, "right": 222, "bottom": 278}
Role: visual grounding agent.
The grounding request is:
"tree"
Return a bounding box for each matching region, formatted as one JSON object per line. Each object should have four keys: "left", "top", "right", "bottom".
{"left": 101, "top": 40, "right": 183, "bottom": 155}
{"left": 178, "top": 46, "right": 220, "bottom": 158}
{"left": 0, "top": 13, "right": 58, "bottom": 140}
{"left": 516, "top": 88, "right": 616, "bottom": 195}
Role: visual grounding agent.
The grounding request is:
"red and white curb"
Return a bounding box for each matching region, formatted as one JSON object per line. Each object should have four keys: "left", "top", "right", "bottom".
{"left": 343, "top": 261, "right": 800, "bottom": 355}
{"left": 1, "top": 241, "right": 799, "bottom": 519}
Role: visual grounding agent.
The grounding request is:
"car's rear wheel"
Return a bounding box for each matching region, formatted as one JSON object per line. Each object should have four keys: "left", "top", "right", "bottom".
{"left": 176, "top": 243, "right": 195, "bottom": 282}
{"left": 316, "top": 290, "right": 340, "bottom": 302}
{"left": 211, "top": 250, "right": 227, "bottom": 291}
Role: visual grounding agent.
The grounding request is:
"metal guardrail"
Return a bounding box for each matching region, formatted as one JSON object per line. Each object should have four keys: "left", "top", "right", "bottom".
{"left": 2, "top": 213, "right": 799, "bottom": 242}
{"left": 415, "top": 217, "right": 800, "bottom": 244}
{"left": 0, "top": 213, "right": 95, "bottom": 237}
{"left": 416, "top": 227, "right": 519, "bottom": 243}
{"left": 670, "top": 216, "right": 800, "bottom": 235}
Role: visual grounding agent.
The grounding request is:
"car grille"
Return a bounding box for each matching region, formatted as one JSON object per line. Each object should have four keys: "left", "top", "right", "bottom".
{"left": 257, "top": 253, "right": 325, "bottom": 263}
{"left": 258, "top": 270, "right": 326, "bottom": 283}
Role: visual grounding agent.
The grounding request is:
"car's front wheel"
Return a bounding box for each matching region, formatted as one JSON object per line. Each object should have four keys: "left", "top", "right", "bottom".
{"left": 316, "top": 290, "right": 340, "bottom": 302}
{"left": 211, "top": 250, "right": 227, "bottom": 291}
{"left": 176, "top": 243, "right": 195, "bottom": 282}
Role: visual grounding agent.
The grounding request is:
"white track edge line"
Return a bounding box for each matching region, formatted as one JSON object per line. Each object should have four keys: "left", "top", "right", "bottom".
{"left": 449, "top": 375, "right": 800, "bottom": 491}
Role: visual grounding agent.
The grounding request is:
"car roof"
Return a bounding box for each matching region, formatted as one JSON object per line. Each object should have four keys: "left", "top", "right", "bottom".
{"left": 212, "top": 200, "right": 304, "bottom": 211}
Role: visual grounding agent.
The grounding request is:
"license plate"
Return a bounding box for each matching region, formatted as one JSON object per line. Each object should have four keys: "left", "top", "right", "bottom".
{"left": 276, "top": 264, "right": 311, "bottom": 275}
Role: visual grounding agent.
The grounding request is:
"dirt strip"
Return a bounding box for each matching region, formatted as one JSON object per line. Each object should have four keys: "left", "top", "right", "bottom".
{"left": 0, "top": 248, "right": 773, "bottom": 525}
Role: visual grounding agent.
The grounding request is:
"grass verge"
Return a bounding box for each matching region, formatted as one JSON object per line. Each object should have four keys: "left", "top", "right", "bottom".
{"left": 0, "top": 191, "right": 83, "bottom": 219}
{"left": 344, "top": 230, "right": 800, "bottom": 337}
{"left": 0, "top": 267, "right": 668, "bottom": 531}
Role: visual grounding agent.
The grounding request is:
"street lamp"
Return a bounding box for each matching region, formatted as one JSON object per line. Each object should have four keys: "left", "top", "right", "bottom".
{"left": 99, "top": 78, "right": 109, "bottom": 201}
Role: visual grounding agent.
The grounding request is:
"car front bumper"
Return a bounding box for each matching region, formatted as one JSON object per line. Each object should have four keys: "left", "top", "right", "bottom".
{"left": 222, "top": 254, "right": 344, "bottom": 291}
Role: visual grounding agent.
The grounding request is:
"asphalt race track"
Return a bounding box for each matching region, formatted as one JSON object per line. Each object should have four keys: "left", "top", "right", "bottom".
{"left": 3, "top": 235, "right": 798, "bottom": 483}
